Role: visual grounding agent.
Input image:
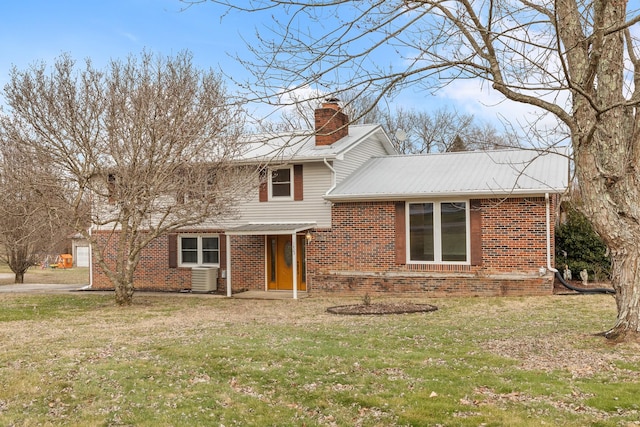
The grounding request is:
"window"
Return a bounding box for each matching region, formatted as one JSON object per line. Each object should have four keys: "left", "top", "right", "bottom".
{"left": 408, "top": 201, "right": 469, "bottom": 263}
{"left": 179, "top": 235, "right": 219, "bottom": 266}
{"left": 269, "top": 166, "right": 293, "bottom": 199}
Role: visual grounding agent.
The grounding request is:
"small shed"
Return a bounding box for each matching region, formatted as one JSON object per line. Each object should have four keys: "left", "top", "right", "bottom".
{"left": 71, "top": 233, "right": 90, "bottom": 267}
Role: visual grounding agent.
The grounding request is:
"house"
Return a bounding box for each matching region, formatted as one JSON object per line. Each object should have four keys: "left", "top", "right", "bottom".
{"left": 90, "top": 100, "right": 569, "bottom": 297}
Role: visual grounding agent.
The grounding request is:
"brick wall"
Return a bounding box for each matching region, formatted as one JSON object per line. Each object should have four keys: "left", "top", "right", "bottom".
{"left": 481, "top": 197, "right": 551, "bottom": 274}
{"left": 227, "top": 235, "right": 266, "bottom": 292}
{"left": 91, "top": 231, "right": 266, "bottom": 293}
{"left": 91, "top": 232, "right": 191, "bottom": 291}
{"left": 309, "top": 202, "right": 396, "bottom": 272}
{"left": 306, "top": 197, "right": 556, "bottom": 297}
{"left": 91, "top": 196, "right": 557, "bottom": 297}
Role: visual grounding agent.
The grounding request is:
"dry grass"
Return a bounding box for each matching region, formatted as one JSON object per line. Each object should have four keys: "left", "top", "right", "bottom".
{"left": 0, "top": 292, "right": 639, "bottom": 426}
{"left": 0, "top": 265, "right": 89, "bottom": 285}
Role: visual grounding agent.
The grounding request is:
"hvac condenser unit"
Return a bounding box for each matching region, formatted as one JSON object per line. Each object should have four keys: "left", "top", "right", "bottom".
{"left": 191, "top": 267, "right": 218, "bottom": 293}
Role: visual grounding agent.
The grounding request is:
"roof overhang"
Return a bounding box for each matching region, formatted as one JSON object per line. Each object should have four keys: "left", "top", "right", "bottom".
{"left": 324, "top": 188, "right": 567, "bottom": 202}
{"left": 225, "top": 223, "right": 316, "bottom": 236}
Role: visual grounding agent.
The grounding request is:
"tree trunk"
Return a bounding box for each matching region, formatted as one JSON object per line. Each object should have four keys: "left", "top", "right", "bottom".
{"left": 114, "top": 279, "right": 134, "bottom": 306}
{"left": 14, "top": 271, "right": 24, "bottom": 284}
{"left": 564, "top": 0, "right": 640, "bottom": 340}
{"left": 603, "top": 250, "right": 640, "bottom": 340}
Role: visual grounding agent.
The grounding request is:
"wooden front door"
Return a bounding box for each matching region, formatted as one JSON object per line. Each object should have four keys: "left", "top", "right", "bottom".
{"left": 267, "top": 235, "right": 306, "bottom": 291}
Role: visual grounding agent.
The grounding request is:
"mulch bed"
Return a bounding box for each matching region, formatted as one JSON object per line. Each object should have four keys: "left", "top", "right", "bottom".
{"left": 326, "top": 302, "right": 438, "bottom": 315}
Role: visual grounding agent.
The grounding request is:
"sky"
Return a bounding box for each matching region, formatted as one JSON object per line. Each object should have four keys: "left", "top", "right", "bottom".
{"left": 0, "top": 1, "right": 247, "bottom": 84}
{"left": 0, "top": 0, "right": 554, "bottom": 132}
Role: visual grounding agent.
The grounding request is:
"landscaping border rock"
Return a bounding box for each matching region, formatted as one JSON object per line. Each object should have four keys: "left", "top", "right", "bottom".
{"left": 326, "top": 303, "right": 438, "bottom": 315}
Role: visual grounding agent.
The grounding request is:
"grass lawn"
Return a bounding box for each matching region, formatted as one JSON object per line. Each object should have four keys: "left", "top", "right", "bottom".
{"left": 0, "top": 264, "right": 89, "bottom": 286}
{"left": 0, "top": 292, "right": 638, "bottom": 426}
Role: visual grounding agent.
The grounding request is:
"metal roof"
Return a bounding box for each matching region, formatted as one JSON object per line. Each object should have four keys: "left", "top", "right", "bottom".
{"left": 325, "top": 148, "right": 570, "bottom": 201}
{"left": 225, "top": 223, "right": 316, "bottom": 235}
{"left": 233, "top": 124, "right": 395, "bottom": 163}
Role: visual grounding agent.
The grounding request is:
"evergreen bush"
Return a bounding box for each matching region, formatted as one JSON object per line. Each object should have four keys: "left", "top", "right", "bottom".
{"left": 555, "top": 204, "right": 611, "bottom": 282}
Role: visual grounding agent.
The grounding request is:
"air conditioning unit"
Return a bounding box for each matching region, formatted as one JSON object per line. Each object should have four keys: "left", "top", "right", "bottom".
{"left": 191, "top": 267, "right": 218, "bottom": 293}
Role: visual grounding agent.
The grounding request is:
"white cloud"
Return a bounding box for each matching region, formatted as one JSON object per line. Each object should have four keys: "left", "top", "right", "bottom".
{"left": 434, "top": 79, "right": 567, "bottom": 136}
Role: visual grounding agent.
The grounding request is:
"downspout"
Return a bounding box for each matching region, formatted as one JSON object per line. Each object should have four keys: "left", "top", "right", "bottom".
{"left": 545, "top": 193, "right": 557, "bottom": 274}
{"left": 88, "top": 225, "right": 93, "bottom": 289}
{"left": 226, "top": 234, "right": 232, "bottom": 297}
{"left": 323, "top": 158, "right": 336, "bottom": 195}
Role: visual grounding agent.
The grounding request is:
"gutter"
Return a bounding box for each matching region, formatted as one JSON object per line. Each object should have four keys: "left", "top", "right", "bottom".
{"left": 325, "top": 189, "right": 566, "bottom": 203}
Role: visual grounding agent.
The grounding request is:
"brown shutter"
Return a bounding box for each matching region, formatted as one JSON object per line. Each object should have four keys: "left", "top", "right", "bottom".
{"left": 259, "top": 169, "right": 268, "bottom": 202}
{"left": 470, "top": 199, "right": 483, "bottom": 266}
{"left": 168, "top": 234, "right": 178, "bottom": 268}
{"left": 395, "top": 202, "right": 406, "bottom": 264}
{"left": 294, "top": 164, "right": 303, "bottom": 201}
{"left": 219, "top": 234, "right": 226, "bottom": 267}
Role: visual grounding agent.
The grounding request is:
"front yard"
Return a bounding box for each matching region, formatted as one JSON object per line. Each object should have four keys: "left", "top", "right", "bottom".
{"left": 0, "top": 264, "right": 89, "bottom": 286}
{"left": 0, "top": 292, "right": 638, "bottom": 426}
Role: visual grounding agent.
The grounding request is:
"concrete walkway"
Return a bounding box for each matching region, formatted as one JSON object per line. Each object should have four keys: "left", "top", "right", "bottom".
{"left": 0, "top": 273, "right": 308, "bottom": 298}
{"left": 232, "top": 290, "right": 309, "bottom": 300}
{"left": 0, "top": 283, "right": 89, "bottom": 293}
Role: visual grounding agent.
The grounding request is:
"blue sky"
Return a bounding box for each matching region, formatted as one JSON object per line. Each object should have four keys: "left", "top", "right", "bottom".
{"left": 1, "top": 1, "right": 247, "bottom": 82}
{"left": 0, "top": 0, "right": 550, "bottom": 129}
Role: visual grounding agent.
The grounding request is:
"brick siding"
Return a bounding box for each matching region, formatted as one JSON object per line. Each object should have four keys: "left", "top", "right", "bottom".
{"left": 91, "top": 231, "right": 266, "bottom": 294}
{"left": 91, "top": 232, "right": 191, "bottom": 291}
{"left": 306, "top": 197, "right": 555, "bottom": 297}
{"left": 91, "top": 196, "right": 557, "bottom": 297}
{"left": 227, "top": 235, "right": 265, "bottom": 292}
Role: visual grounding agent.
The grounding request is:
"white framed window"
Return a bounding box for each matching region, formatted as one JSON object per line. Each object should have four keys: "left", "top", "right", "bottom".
{"left": 179, "top": 234, "right": 220, "bottom": 266}
{"left": 407, "top": 201, "right": 469, "bottom": 264}
{"left": 268, "top": 166, "right": 293, "bottom": 200}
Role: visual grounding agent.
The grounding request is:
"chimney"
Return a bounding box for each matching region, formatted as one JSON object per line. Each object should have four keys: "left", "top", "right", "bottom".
{"left": 314, "top": 98, "right": 349, "bottom": 146}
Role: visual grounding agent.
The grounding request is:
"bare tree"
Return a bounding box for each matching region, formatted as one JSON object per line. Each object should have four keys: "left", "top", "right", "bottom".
{"left": 1, "top": 51, "right": 254, "bottom": 305}
{"left": 269, "top": 89, "right": 514, "bottom": 153}
{"left": 406, "top": 108, "right": 473, "bottom": 153}
{"left": 0, "top": 138, "right": 70, "bottom": 283}
{"left": 194, "top": 0, "right": 640, "bottom": 340}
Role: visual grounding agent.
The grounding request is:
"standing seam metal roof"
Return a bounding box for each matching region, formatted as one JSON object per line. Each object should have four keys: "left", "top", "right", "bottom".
{"left": 325, "top": 148, "right": 570, "bottom": 200}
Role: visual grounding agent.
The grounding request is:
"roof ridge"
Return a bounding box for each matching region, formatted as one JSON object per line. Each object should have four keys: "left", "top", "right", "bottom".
{"left": 369, "top": 146, "right": 569, "bottom": 159}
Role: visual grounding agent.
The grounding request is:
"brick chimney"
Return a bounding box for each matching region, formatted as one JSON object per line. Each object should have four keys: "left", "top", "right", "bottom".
{"left": 314, "top": 98, "right": 349, "bottom": 146}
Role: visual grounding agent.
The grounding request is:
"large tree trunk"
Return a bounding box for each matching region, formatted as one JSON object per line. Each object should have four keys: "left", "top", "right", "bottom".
{"left": 604, "top": 251, "right": 640, "bottom": 340}
{"left": 574, "top": 126, "right": 640, "bottom": 341}
{"left": 561, "top": 0, "right": 640, "bottom": 341}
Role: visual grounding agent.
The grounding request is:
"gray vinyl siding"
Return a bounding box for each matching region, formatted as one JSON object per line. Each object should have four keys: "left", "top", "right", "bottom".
{"left": 334, "top": 135, "right": 390, "bottom": 184}
{"left": 227, "top": 162, "right": 333, "bottom": 228}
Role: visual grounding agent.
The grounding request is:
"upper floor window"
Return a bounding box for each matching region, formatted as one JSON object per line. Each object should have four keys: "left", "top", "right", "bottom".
{"left": 408, "top": 201, "right": 469, "bottom": 263}
{"left": 179, "top": 235, "right": 219, "bottom": 266}
{"left": 269, "top": 166, "right": 293, "bottom": 199}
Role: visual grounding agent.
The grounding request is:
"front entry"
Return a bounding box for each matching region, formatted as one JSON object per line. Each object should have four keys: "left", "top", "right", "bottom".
{"left": 267, "top": 235, "right": 306, "bottom": 291}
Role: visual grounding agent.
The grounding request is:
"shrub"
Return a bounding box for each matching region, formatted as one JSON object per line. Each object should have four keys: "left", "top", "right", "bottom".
{"left": 555, "top": 204, "right": 611, "bottom": 281}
